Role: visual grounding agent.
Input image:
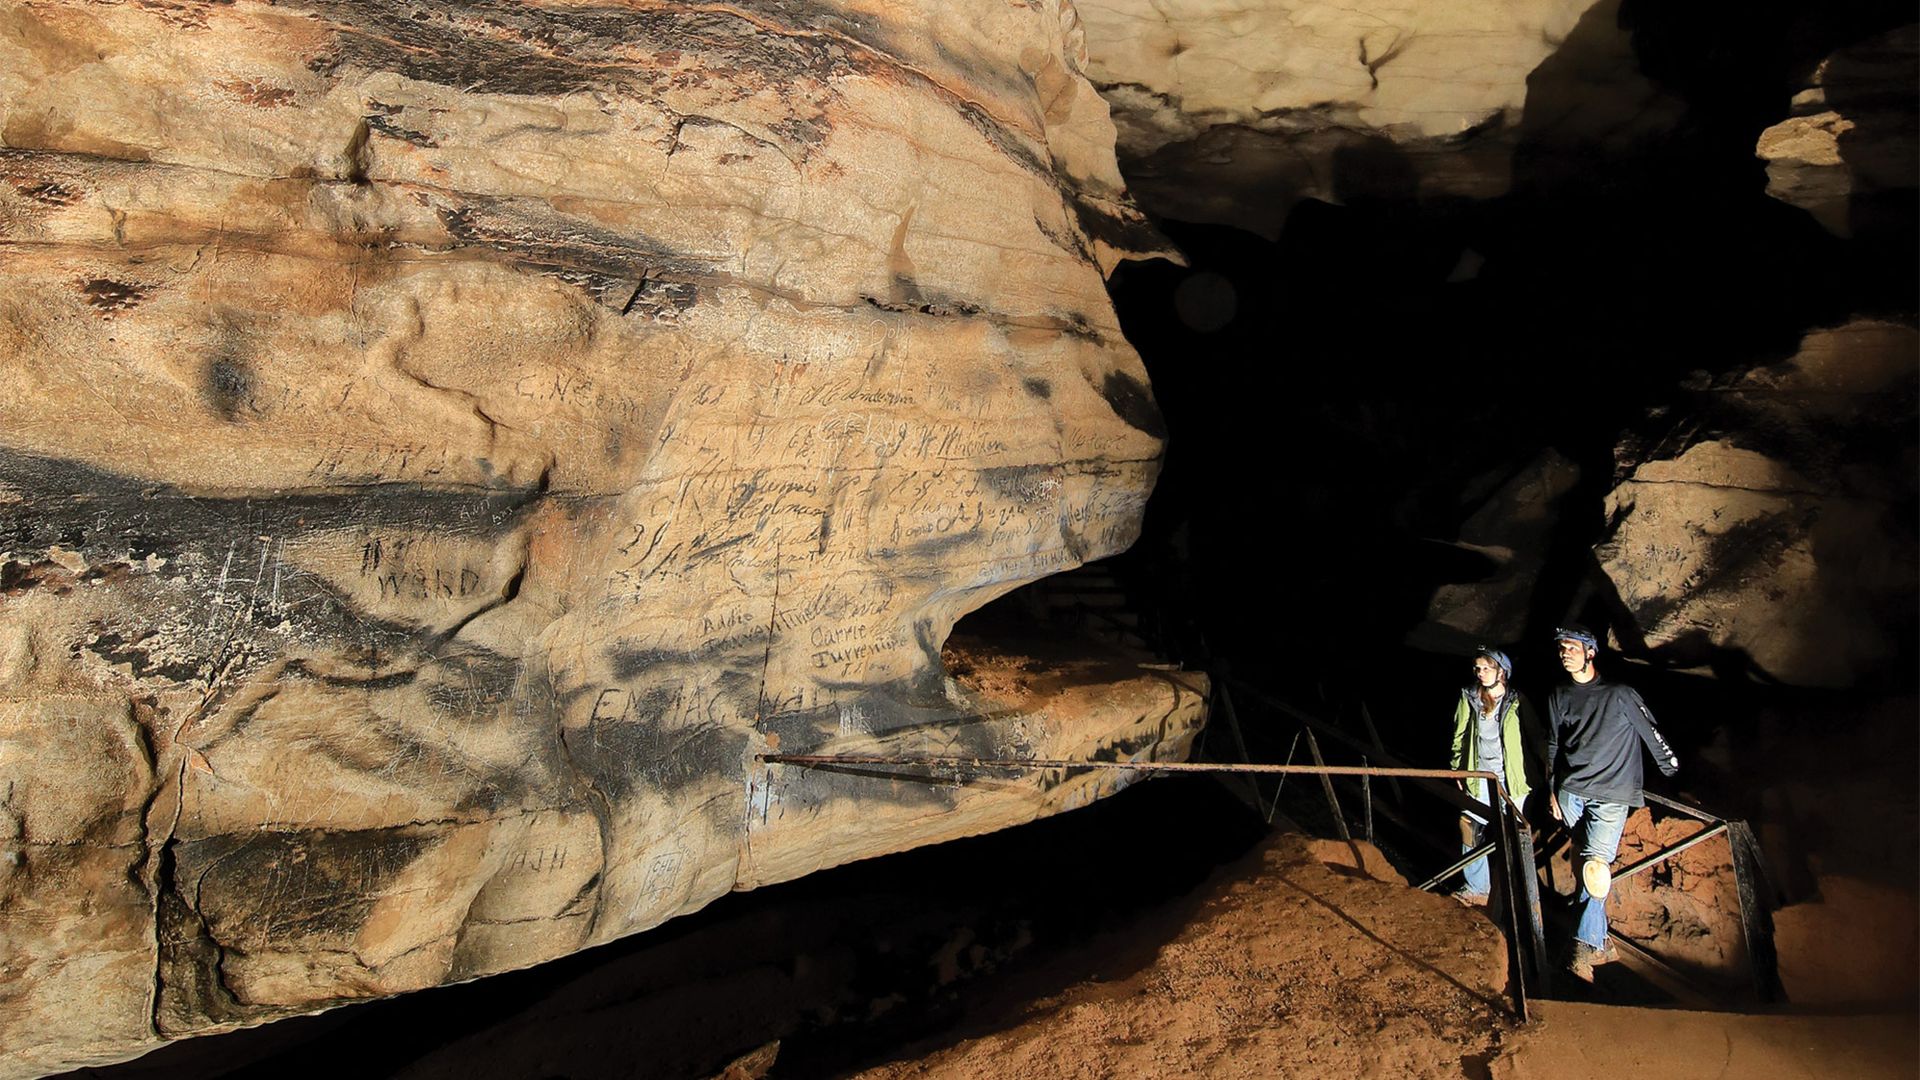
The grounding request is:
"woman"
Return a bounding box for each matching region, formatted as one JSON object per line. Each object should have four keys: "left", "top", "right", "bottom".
{"left": 1449, "top": 646, "right": 1543, "bottom": 905}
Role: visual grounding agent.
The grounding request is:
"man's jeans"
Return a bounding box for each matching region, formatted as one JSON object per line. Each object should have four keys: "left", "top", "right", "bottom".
{"left": 1557, "top": 789, "right": 1630, "bottom": 949}
{"left": 1460, "top": 784, "right": 1528, "bottom": 897}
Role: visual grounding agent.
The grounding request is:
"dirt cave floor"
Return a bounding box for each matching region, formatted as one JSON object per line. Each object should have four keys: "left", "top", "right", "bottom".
{"left": 835, "top": 830, "right": 1917, "bottom": 1080}
{"left": 57, "top": 773, "right": 1917, "bottom": 1080}
{"left": 844, "top": 831, "right": 1513, "bottom": 1080}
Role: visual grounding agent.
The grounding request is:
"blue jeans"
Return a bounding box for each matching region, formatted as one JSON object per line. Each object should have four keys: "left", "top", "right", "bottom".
{"left": 1557, "top": 789, "right": 1630, "bottom": 949}
{"left": 1461, "top": 785, "right": 1528, "bottom": 897}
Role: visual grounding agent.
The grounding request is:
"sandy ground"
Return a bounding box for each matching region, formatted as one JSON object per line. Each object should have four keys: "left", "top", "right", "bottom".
{"left": 837, "top": 829, "right": 1918, "bottom": 1080}
{"left": 846, "top": 833, "right": 1515, "bottom": 1079}
{"left": 1494, "top": 1002, "right": 1917, "bottom": 1080}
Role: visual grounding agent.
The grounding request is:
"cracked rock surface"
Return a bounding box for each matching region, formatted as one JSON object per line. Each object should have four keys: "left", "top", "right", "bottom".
{"left": 0, "top": 2, "right": 1201, "bottom": 1074}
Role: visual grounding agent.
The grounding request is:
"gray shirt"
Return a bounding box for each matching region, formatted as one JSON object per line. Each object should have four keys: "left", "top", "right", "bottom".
{"left": 1472, "top": 693, "right": 1506, "bottom": 806}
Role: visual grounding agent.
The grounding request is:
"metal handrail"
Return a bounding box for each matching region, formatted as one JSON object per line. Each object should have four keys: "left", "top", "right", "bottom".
{"left": 759, "top": 749, "right": 1541, "bottom": 1019}
{"left": 760, "top": 753, "right": 1513, "bottom": 803}
{"left": 1218, "top": 679, "right": 1551, "bottom": 1009}
{"left": 1613, "top": 821, "right": 1730, "bottom": 883}
{"left": 1247, "top": 691, "right": 1783, "bottom": 1004}
{"left": 1416, "top": 840, "right": 1499, "bottom": 893}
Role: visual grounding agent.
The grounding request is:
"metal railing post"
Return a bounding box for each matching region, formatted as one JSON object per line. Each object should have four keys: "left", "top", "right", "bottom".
{"left": 1266, "top": 730, "right": 1301, "bottom": 825}
{"left": 1300, "top": 727, "right": 1352, "bottom": 842}
{"left": 1505, "top": 798, "right": 1550, "bottom": 994}
{"left": 1728, "top": 821, "right": 1784, "bottom": 1002}
{"left": 1360, "top": 758, "right": 1374, "bottom": 845}
{"left": 1493, "top": 792, "right": 1530, "bottom": 1021}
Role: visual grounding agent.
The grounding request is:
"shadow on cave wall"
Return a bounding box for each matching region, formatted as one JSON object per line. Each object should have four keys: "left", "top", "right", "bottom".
{"left": 60, "top": 774, "right": 1265, "bottom": 1080}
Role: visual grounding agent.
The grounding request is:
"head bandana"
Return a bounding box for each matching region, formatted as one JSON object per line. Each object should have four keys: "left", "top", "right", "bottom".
{"left": 1553, "top": 625, "right": 1599, "bottom": 652}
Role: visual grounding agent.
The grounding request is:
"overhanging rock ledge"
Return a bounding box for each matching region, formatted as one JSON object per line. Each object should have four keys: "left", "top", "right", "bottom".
{"left": 0, "top": 1, "right": 1200, "bottom": 1074}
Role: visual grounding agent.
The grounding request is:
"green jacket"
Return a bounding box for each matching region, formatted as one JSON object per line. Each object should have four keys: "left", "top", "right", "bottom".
{"left": 1449, "top": 689, "right": 1542, "bottom": 803}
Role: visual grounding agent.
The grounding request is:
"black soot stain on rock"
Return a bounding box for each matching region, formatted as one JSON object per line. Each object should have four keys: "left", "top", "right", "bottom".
{"left": 172, "top": 826, "right": 441, "bottom": 943}
{"left": 205, "top": 355, "right": 256, "bottom": 422}
{"left": 79, "top": 277, "right": 147, "bottom": 316}
{"left": 1069, "top": 191, "right": 1173, "bottom": 264}
{"left": 573, "top": 699, "right": 751, "bottom": 804}
{"left": 755, "top": 677, "right": 1017, "bottom": 814}
{"left": 1626, "top": 509, "right": 1810, "bottom": 639}
{"left": 16, "top": 178, "right": 79, "bottom": 206}
{"left": 1098, "top": 371, "right": 1167, "bottom": 439}
{"left": 0, "top": 447, "right": 547, "bottom": 661}
{"left": 435, "top": 198, "right": 712, "bottom": 314}
{"left": 304, "top": 0, "right": 850, "bottom": 138}
{"left": 87, "top": 630, "right": 204, "bottom": 683}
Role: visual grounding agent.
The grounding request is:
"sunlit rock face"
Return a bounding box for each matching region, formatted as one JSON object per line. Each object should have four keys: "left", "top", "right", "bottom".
{"left": 1075, "top": 0, "right": 1677, "bottom": 235}
{"left": 0, "top": 2, "right": 1202, "bottom": 1074}
{"left": 1597, "top": 320, "right": 1919, "bottom": 688}
{"left": 1756, "top": 24, "right": 1918, "bottom": 238}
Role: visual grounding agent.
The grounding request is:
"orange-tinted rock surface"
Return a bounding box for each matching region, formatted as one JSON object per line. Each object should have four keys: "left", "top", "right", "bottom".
{"left": 0, "top": 2, "right": 1200, "bottom": 1074}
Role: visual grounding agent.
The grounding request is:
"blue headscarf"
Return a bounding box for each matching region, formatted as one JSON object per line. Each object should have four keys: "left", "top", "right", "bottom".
{"left": 1553, "top": 625, "right": 1599, "bottom": 652}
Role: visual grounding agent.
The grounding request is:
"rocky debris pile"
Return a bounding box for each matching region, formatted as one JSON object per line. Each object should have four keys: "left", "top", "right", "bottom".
{"left": 1757, "top": 25, "right": 1919, "bottom": 238}
{"left": 0, "top": 1, "right": 1194, "bottom": 1074}
{"left": 1596, "top": 319, "right": 1918, "bottom": 688}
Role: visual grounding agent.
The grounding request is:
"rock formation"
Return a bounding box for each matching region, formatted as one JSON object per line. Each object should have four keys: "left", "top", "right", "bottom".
{"left": 1756, "top": 25, "right": 1918, "bottom": 238}
{"left": 1596, "top": 320, "right": 1918, "bottom": 687}
{"left": 1073, "top": 0, "right": 1678, "bottom": 234}
{"left": 0, "top": 2, "right": 1203, "bottom": 1074}
{"left": 1416, "top": 449, "right": 1580, "bottom": 650}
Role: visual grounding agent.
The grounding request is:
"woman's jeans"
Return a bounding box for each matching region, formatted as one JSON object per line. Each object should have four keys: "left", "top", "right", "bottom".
{"left": 1460, "top": 784, "right": 1529, "bottom": 897}
{"left": 1556, "top": 789, "right": 1631, "bottom": 949}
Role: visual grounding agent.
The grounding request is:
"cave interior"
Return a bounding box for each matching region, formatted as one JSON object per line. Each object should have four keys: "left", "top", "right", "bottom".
{"left": 35, "top": 0, "right": 1920, "bottom": 1076}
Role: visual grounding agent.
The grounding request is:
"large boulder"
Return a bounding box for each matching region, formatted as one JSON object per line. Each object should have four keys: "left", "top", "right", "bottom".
{"left": 0, "top": 2, "right": 1203, "bottom": 1074}
{"left": 1756, "top": 25, "right": 1918, "bottom": 239}
{"left": 1075, "top": 0, "right": 1678, "bottom": 234}
{"left": 1596, "top": 320, "right": 1918, "bottom": 687}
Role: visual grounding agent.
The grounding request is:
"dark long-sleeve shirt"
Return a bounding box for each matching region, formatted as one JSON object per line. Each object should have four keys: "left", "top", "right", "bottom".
{"left": 1545, "top": 676, "right": 1679, "bottom": 806}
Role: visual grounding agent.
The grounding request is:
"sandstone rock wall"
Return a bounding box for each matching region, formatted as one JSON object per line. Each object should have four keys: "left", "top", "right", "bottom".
{"left": 1075, "top": 0, "right": 1678, "bottom": 233}
{"left": 1597, "top": 320, "right": 1918, "bottom": 687}
{"left": 1757, "top": 24, "right": 1918, "bottom": 239}
{"left": 0, "top": 2, "right": 1201, "bottom": 1074}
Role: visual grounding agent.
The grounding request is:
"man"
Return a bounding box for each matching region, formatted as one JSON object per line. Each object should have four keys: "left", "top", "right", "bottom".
{"left": 1545, "top": 624, "right": 1679, "bottom": 982}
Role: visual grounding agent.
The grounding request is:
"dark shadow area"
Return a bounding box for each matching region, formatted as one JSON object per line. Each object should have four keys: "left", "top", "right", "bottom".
{"left": 1099, "top": 0, "right": 1917, "bottom": 737}
{"left": 1089, "top": 0, "right": 1916, "bottom": 1007}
